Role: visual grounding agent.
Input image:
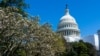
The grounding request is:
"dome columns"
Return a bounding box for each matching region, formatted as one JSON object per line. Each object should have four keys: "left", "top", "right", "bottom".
{"left": 58, "top": 30, "right": 80, "bottom": 37}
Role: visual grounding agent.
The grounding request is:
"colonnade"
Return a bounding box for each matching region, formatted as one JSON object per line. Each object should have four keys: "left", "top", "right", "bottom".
{"left": 59, "top": 30, "right": 79, "bottom": 36}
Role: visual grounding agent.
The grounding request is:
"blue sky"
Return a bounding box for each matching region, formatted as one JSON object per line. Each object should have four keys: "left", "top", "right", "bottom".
{"left": 25, "top": 0, "right": 100, "bottom": 37}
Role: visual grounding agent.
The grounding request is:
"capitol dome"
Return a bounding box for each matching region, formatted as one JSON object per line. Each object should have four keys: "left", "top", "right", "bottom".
{"left": 60, "top": 9, "right": 76, "bottom": 23}
{"left": 57, "top": 6, "right": 80, "bottom": 42}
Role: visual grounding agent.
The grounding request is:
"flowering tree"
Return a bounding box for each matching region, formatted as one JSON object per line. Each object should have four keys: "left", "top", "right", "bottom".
{"left": 0, "top": 7, "right": 29, "bottom": 56}
{"left": 0, "top": 7, "right": 66, "bottom": 56}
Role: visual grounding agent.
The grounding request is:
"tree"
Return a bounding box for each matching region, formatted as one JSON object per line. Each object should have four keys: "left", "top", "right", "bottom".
{"left": 24, "top": 19, "right": 67, "bottom": 56}
{"left": 66, "top": 40, "right": 97, "bottom": 56}
{"left": 85, "top": 42, "right": 97, "bottom": 56}
{"left": 0, "top": 7, "right": 67, "bottom": 56}
{"left": 67, "top": 49, "right": 78, "bottom": 56}
{"left": 0, "top": 7, "right": 29, "bottom": 56}
{"left": 0, "top": 0, "right": 28, "bottom": 17}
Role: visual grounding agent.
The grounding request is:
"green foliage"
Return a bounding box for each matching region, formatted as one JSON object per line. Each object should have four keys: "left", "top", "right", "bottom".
{"left": 0, "top": 0, "right": 28, "bottom": 17}
{"left": 16, "top": 49, "right": 26, "bottom": 56}
{"left": 84, "top": 42, "right": 97, "bottom": 56}
{"left": 66, "top": 40, "right": 97, "bottom": 56}
{"left": 67, "top": 49, "right": 78, "bottom": 56}
{"left": 79, "top": 54, "right": 89, "bottom": 56}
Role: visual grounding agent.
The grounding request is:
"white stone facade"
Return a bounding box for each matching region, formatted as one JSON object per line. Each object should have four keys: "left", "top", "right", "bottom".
{"left": 83, "top": 30, "right": 100, "bottom": 51}
{"left": 97, "top": 30, "right": 100, "bottom": 51}
{"left": 57, "top": 7, "right": 80, "bottom": 42}
{"left": 83, "top": 34, "right": 99, "bottom": 50}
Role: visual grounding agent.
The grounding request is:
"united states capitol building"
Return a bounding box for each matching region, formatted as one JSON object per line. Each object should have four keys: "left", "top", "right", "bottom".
{"left": 57, "top": 6, "right": 80, "bottom": 42}
{"left": 57, "top": 5, "right": 100, "bottom": 56}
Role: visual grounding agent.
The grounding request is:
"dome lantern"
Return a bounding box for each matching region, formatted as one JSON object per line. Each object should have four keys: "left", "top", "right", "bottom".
{"left": 65, "top": 4, "right": 70, "bottom": 15}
